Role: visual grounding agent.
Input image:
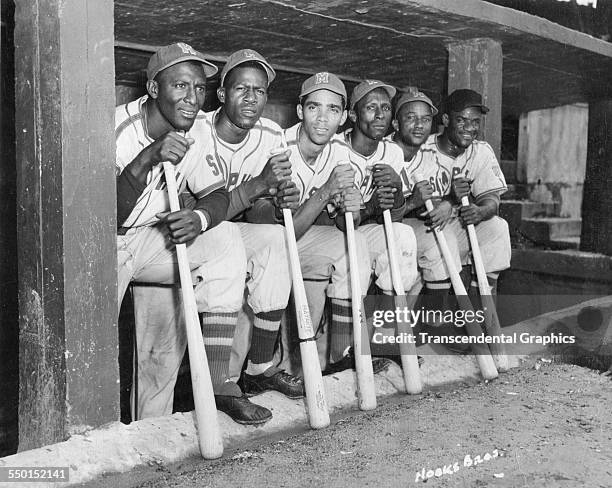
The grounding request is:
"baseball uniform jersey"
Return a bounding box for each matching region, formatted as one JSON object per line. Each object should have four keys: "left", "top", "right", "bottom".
{"left": 115, "top": 96, "right": 225, "bottom": 229}
{"left": 201, "top": 108, "right": 284, "bottom": 192}
{"left": 401, "top": 134, "right": 507, "bottom": 199}
{"left": 284, "top": 122, "right": 351, "bottom": 205}
{"left": 342, "top": 129, "right": 407, "bottom": 203}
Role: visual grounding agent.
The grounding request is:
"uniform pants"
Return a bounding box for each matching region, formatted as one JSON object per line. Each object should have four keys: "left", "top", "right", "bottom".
{"left": 118, "top": 221, "right": 246, "bottom": 419}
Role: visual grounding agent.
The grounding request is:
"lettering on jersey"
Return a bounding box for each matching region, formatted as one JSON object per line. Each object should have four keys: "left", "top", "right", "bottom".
{"left": 177, "top": 43, "right": 198, "bottom": 55}
{"left": 360, "top": 174, "right": 375, "bottom": 201}
{"left": 206, "top": 154, "right": 220, "bottom": 176}
{"left": 227, "top": 172, "right": 253, "bottom": 189}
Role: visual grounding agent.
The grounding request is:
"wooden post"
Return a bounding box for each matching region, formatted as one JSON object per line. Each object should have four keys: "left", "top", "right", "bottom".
{"left": 447, "top": 38, "right": 503, "bottom": 158}
{"left": 581, "top": 100, "right": 612, "bottom": 256}
{"left": 14, "top": 0, "right": 118, "bottom": 450}
{"left": 0, "top": 0, "right": 19, "bottom": 457}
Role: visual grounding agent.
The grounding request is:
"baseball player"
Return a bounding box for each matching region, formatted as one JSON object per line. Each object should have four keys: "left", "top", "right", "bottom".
{"left": 133, "top": 49, "right": 305, "bottom": 425}
{"left": 205, "top": 49, "right": 305, "bottom": 408}
{"left": 401, "top": 88, "right": 511, "bottom": 311}
{"left": 115, "top": 43, "right": 248, "bottom": 422}
{"left": 343, "top": 80, "right": 420, "bottom": 298}
{"left": 246, "top": 72, "right": 392, "bottom": 374}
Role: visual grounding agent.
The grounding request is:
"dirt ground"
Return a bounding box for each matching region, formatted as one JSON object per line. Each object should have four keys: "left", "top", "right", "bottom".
{"left": 86, "top": 360, "right": 612, "bottom": 488}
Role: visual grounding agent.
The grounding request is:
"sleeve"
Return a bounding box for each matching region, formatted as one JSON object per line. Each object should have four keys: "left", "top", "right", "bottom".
{"left": 193, "top": 187, "right": 229, "bottom": 230}
{"left": 116, "top": 169, "right": 146, "bottom": 228}
{"left": 469, "top": 143, "right": 507, "bottom": 198}
{"left": 227, "top": 184, "right": 254, "bottom": 220}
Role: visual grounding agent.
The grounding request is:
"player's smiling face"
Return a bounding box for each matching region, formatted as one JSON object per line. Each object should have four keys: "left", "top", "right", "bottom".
{"left": 352, "top": 88, "right": 393, "bottom": 141}
{"left": 444, "top": 107, "right": 482, "bottom": 149}
{"left": 394, "top": 101, "right": 433, "bottom": 147}
{"left": 297, "top": 89, "right": 347, "bottom": 146}
{"left": 219, "top": 66, "right": 268, "bottom": 130}
{"left": 151, "top": 62, "right": 206, "bottom": 132}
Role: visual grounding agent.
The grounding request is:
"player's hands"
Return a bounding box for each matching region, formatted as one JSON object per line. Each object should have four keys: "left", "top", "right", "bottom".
{"left": 274, "top": 180, "right": 301, "bottom": 214}
{"left": 410, "top": 180, "right": 434, "bottom": 209}
{"left": 259, "top": 148, "right": 292, "bottom": 196}
{"left": 322, "top": 163, "right": 355, "bottom": 203}
{"left": 372, "top": 186, "right": 398, "bottom": 210}
{"left": 421, "top": 199, "right": 453, "bottom": 230}
{"left": 452, "top": 176, "right": 471, "bottom": 202}
{"left": 156, "top": 209, "right": 202, "bottom": 244}
{"left": 459, "top": 203, "right": 485, "bottom": 226}
{"left": 337, "top": 187, "right": 362, "bottom": 215}
{"left": 146, "top": 132, "right": 194, "bottom": 167}
{"left": 372, "top": 163, "right": 402, "bottom": 191}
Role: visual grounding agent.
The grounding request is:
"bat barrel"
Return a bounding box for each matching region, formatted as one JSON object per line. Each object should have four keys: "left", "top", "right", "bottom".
{"left": 282, "top": 208, "right": 330, "bottom": 429}
{"left": 460, "top": 196, "right": 509, "bottom": 372}
{"left": 163, "top": 162, "right": 224, "bottom": 458}
{"left": 382, "top": 211, "right": 422, "bottom": 395}
{"left": 345, "top": 212, "right": 377, "bottom": 411}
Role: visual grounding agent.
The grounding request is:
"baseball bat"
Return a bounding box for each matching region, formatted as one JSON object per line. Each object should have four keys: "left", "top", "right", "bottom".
{"left": 163, "top": 162, "right": 223, "bottom": 459}
{"left": 345, "top": 211, "right": 377, "bottom": 410}
{"left": 413, "top": 174, "right": 498, "bottom": 380}
{"left": 282, "top": 207, "right": 330, "bottom": 428}
{"left": 275, "top": 138, "right": 330, "bottom": 429}
{"left": 382, "top": 210, "right": 422, "bottom": 394}
{"left": 460, "top": 195, "right": 509, "bottom": 372}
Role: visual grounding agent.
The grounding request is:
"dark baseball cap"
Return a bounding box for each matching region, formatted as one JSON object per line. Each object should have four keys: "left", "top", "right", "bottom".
{"left": 147, "top": 42, "right": 218, "bottom": 81}
{"left": 444, "top": 89, "right": 489, "bottom": 114}
{"left": 220, "top": 49, "right": 276, "bottom": 86}
{"left": 394, "top": 90, "right": 438, "bottom": 117}
{"left": 350, "top": 80, "right": 397, "bottom": 110}
{"left": 300, "top": 72, "right": 347, "bottom": 100}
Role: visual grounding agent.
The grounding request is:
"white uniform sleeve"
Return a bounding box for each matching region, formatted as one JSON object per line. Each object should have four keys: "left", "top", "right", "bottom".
{"left": 470, "top": 143, "right": 507, "bottom": 198}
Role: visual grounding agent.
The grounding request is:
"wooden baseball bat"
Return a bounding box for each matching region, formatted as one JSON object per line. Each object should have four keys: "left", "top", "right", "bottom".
{"left": 163, "top": 162, "right": 223, "bottom": 459}
{"left": 345, "top": 211, "right": 377, "bottom": 410}
{"left": 413, "top": 174, "right": 498, "bottom": 380}
{"left": 382, "top": 210, "right": 422, "bottom": 394}
{"left": 274, "top": 138, "right": 330, "bottom": 428}
{"left": 460, "top": 195, "right": 509, "bottom": 372}
{"left": 282, "top": 207, "right": 330, "bottom": 429}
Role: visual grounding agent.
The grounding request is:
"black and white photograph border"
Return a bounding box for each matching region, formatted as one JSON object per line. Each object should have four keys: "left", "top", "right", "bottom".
{"left": 0, "top": 0, "right": 611, "bottom": 487}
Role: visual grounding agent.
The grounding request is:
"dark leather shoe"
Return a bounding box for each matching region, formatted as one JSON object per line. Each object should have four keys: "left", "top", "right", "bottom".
{"left": 323, "top": 348, "right": 392, "bottom": 376}
{"left": 214, "top": 394, "right": 272, "bottom": 425}
{"left": 240, "top": 367, "right": 305, "bottom": 399}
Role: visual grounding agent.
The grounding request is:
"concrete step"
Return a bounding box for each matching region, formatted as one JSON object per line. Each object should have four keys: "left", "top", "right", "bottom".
{"left": 500, "top": 200, "right": 560, "bottom": 227}
{"left": 520, "top": 217, "right": 582, "bottom": 243}
{"left": 503, "top": 184, "right": 529, "bottom": 200}
{"left": 548, "top": 236, "right": 581, "bottom": 250}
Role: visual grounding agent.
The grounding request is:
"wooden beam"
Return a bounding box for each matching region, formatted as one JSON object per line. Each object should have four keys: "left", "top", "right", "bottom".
{"left": 581, "top": 100, "right": 612, "bottom": 256}
{"left": 447, "top": 38, "right": 503, "bottom": 158}
{"left": 14, "top": 0, "right": 118, "bottom": 450}
{"left": 0, "top": 0, "right": 19, "bottom": 457}
{"left": 405, "top": 0, "right": 612, "bottom": 57}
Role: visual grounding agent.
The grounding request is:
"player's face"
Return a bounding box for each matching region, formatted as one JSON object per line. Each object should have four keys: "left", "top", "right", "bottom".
{"left": 394, "top": 101, "right": 433, "bottom": 147}
{"left": 297, "top": 90, "right": 347, "bottom": 146}
{"left": 219, "top": 66, "right": 268, "bottom": 130}
{"left": 352, "top": 88, "right": 393, "bottom": 141}
{"left": 152, "top": 62, "right": 206, "bottom": 132}
{"left": 444, "top": 107, "right": 482, "bottom": 149}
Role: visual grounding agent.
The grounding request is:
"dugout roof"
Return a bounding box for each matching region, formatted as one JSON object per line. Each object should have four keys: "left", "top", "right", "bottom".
{"left": 114, "top": 0, "right": 612, "bottom": 117}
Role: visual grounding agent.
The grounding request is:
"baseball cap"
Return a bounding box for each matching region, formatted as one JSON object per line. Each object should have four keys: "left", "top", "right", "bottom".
{"left": 394, "top": 90, "right": 438, "bottom": 117}
{"left": 444, "top": 89, "right": 489, "bottom": 114}
{"left": 299, "top": 72, "right": 347, "bottom": 100}
{"left": 147, "top": 42, "right": 218, "bottom": 81}
{"left": 350, "top": 80, "right": 397, "bottom": 110}
{"left": 220, "top": 49, "right": 276, "bottom": 86}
